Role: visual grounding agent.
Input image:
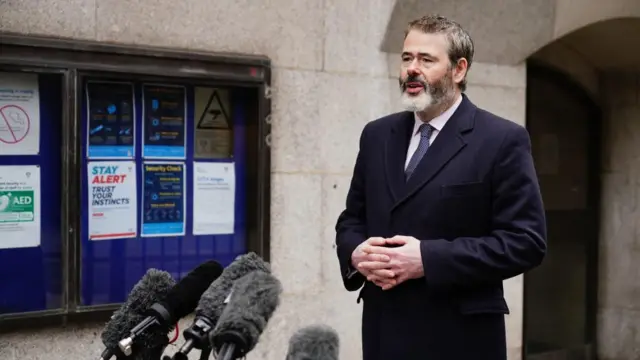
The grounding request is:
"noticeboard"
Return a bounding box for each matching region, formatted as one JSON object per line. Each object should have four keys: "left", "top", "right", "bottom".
{"left": 0, "top": 36, "right": 271, "bottom": 323}
{"left": 79, "top": 80, "right": 249, "bottom": 306}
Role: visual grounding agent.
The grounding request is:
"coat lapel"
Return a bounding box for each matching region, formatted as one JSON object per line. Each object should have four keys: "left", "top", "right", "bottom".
{"left": 392, "top": 95, "right": 477, "bottom": 211}
{"left": 384, "top": 111, "right": 414, "bottom": 203}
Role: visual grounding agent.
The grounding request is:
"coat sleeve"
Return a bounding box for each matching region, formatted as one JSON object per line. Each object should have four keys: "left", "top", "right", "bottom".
{"left": 421, "top": 124, "right": 547, "bottom": 288}
{"left": 335, "top": 125, "right": 369, "bottom": 291}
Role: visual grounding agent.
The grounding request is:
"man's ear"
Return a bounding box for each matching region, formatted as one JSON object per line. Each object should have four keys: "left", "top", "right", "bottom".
{"left": 453, "top": 58, "right": 468, "bottom": 86}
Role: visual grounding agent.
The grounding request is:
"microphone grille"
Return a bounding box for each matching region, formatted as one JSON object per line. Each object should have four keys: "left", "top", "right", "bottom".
{"left": 211, "top": 270, "right": 282, "bottom": 353}
{"left": 286, "top": 324, "right": 340, "bottom": 360}
{"left": 195, "top": 252, "right": 271, "bottom": 323}
{"left": 100, "top": 269, "right": 175, "bottom": 350}
{"left": 162, "top": 260, "right": 224, "bottom": 321}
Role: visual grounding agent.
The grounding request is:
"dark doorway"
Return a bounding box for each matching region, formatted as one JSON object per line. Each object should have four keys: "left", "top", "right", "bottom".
{"left": 523, "top": 62, "right": 601, "bottom": 360}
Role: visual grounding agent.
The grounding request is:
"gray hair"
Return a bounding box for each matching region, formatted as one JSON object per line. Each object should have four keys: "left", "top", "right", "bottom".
{"left": 405, "top": 15, "right": 474, "bottom": 91}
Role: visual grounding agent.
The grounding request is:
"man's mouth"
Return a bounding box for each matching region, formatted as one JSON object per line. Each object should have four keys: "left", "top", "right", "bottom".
{"left": 405, "top": 81, "right": 425, "bottom": 95}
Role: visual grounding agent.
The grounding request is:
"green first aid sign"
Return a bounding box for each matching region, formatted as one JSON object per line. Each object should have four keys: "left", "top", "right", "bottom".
{"left": 0, "top": 190, "right": 35, "bottom": 222}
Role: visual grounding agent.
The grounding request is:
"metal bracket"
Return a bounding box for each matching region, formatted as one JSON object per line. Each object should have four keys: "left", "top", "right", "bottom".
{"left": 263, "top": 84, "right": 272, "bottom": 99}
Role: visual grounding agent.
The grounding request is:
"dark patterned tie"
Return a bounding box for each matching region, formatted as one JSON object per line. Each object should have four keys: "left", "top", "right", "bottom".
{"left": 405, "top": 123, "right": 434, "bottom": 180}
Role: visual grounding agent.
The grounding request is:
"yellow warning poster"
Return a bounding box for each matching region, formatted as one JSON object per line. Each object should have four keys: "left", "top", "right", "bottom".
{"left": 193, "top": 87, "right": 233, "bottom": 159}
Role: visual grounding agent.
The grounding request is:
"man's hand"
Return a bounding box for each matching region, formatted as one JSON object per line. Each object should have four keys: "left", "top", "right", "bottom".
{"left": 351, "top": 237, "right": 396, "bottom": 289}
{"left": 358, "top": 235, "right": 424, "bottom": 289}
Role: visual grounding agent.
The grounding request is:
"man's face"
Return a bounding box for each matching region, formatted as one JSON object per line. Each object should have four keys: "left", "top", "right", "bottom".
{"left": 399, "top": 29, "right": 457, "bottom": 113}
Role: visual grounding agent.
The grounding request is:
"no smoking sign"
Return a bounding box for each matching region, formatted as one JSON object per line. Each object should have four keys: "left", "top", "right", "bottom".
{"left": 0, "top": 104, "right": 30, "bottom": 144}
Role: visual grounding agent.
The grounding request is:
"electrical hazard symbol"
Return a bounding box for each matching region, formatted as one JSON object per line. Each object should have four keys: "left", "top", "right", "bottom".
{"left": 196, "top": 90, "right": 231, "bottom": 130}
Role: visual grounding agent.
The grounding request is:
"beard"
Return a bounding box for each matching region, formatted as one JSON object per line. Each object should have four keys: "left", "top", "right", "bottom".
{"left": 399, "top": 71, "right": 455, "bottom": 113}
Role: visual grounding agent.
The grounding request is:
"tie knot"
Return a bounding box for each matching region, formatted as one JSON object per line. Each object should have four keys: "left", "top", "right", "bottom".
{"left": 418, "top": 123, "right": 433, "bottom": 138}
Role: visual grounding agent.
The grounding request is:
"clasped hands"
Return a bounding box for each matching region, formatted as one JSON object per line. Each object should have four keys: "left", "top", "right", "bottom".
{"left": 351, "top": 236, "right": 424, "bottom": 290}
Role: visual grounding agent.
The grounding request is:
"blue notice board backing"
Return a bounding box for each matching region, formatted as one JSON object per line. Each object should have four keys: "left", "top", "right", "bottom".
{"left": 80, "top": 79, "right": 248, "bottom": 306}
{"left": 0, "top": 73, "right": 63, "bottom": 314}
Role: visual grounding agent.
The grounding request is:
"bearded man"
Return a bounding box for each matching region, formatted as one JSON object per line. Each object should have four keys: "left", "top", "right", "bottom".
{"left": 334, "top": 14, "right": 547, "bottom": 360}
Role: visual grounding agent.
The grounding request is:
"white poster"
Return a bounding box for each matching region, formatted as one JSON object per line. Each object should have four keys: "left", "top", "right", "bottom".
{"left": 0, "top": 165, "right": 41, "bottom": 249}
{"left": 0, "top": 72, "right": 40, "bottom": 155}
{"left": 88, "top": 161, "right": 137, "bottom": 240}
{"left": 193, "top": 162, "right": 235, "bottom": 235}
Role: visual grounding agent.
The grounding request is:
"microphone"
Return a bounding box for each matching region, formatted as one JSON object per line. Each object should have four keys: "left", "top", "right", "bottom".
{"left": 171, "top": 252, "right": 271, "bottom": 360}
{"left": 99, "top": 268, "right": 176, "bottom": 360}
{"left": 117, "top": 260, "right": 224, "bottom": 357}
{"left": 209, "top": 270, "right": 282, "bottom": 360}
{"left": 285, "top": 325, "right": 340, "bottom": 360}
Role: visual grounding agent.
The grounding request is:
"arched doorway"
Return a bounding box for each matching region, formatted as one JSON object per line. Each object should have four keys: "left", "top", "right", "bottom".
{"left": 523, "top": 62, "right": 601, "bottom": 360}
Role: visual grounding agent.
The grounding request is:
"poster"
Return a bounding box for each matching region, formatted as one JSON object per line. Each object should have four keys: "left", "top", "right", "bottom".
{"left": 193, "top": 162, "right": 235, "bottom": 235}
{"left": 0, "top": 72, "right": 40, "bottom": 155}
{"left": 87, "top": 161, "right": 137, "bottom": 240}
{"left": 142, "top": 84, "right": 186, "bottom": 159}
{"left": 141, "top": 162, "right": 186, "bottom": 237}
{"left": 0, "top": 165, "right": 40, "bottom": 249}
{"left": 86, "top": 81, "right": 135, "bottom": 159}
{"left": 194, "top": 87, "right": 233, "bottom": 159}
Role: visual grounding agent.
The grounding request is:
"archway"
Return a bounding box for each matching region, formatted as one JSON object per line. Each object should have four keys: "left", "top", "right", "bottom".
{"left": 523, "top": 61, "right": 601, "bottom": 360}
{"left": 381, "top": 0, "right": 640, "bottom": 66}
{"left": 523, "top": 14, "right": 640, "bottom": 359}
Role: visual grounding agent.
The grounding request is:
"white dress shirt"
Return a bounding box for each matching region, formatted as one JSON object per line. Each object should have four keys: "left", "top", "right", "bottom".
{"left": 404, "top": 95, "right": 463, "bottom": 170}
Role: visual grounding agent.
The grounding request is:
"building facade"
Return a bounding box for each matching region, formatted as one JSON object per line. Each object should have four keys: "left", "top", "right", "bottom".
{"left": 1, "top": 0, "right": 639, "bottom": 359}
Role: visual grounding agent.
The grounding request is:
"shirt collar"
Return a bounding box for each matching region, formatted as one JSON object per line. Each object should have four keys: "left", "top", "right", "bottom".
{"left": 412, "top": 94, "right": 463, "bottom": 135}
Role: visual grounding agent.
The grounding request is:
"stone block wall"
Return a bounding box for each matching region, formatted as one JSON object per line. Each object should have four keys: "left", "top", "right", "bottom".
{"left": 598, "top": 72, "right": 640, "bottom": 360}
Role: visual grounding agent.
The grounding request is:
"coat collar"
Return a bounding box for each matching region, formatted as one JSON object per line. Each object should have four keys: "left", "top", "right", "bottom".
{"left": 384, "top": 94, "right": 477, "bottom": 208}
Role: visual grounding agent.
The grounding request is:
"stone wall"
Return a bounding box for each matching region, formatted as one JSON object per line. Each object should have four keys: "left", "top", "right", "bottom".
{"left": 598, "top": 72, "right": 640, "bottom": 360}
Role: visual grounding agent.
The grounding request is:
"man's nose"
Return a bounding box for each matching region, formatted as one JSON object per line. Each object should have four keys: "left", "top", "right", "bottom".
{"left": 407, "top": 61, "right": 420, "bottom": 76}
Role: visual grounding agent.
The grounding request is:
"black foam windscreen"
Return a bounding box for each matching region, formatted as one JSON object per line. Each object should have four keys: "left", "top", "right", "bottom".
{"left": 161, "top": 260, "right": 224, "bottom": 322}
{"left": 195, "top": 252, "right": 270, "bottom": 324}
{"left": 100, "top": 268, "right": 176, "bottom": 357}
{"left": 210, "top": 270, "right": 282, "bottom": 355}
{"left": 285, "top": 324, "right": 340, "bottom": 360}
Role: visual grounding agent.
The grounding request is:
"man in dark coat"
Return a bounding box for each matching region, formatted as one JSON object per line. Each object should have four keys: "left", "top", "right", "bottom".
{"left": 334, "top": 14, "right": 547, "bottom": 360}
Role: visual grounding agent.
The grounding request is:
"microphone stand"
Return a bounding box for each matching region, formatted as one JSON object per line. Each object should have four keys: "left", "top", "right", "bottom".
{"left": 199, "top": 347, "right": 212, "bottom": 360}
{"left": 162, "top": 346, "right": 212, "bottom": 360}
{"left": 210, "top": 329, "right": 246, "bottom": 360}
{"left": 216, "top": 343, "right": 237, "bottom": 360}
{"left": 170, "top": 316, "right": 218, "bottom": 360}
